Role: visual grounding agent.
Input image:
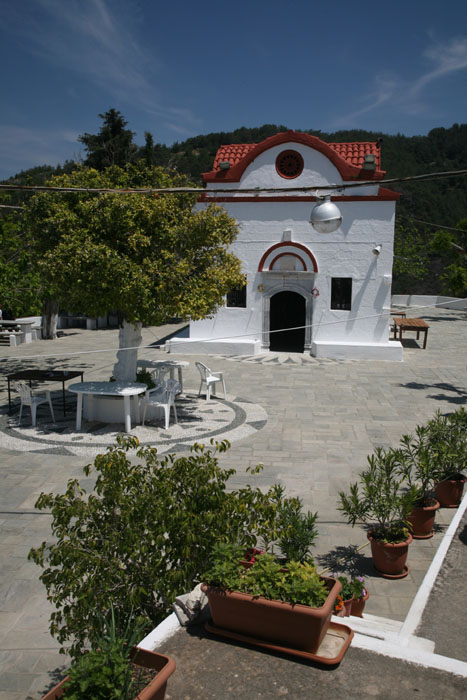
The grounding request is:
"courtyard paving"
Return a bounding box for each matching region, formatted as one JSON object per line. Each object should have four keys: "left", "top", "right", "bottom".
{"left": 0, "top": 306, "right": 465, "bottom": 698}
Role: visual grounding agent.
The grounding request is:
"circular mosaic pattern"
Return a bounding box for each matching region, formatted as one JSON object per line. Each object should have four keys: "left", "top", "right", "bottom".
{"left": 275, "top": 150, "right": 304, "bottom": 179}
{"left": 0, "top": 393, "right": 267, "bottom": 458}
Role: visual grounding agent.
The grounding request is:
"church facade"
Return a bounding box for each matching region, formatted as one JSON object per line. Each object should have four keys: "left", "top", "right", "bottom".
{"left": 168, "top": 131, "right": 402, "bottom": 361}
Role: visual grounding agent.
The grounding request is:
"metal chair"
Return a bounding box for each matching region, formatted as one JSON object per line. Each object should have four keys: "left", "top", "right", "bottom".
{"left": 17, "top": 381, "right": 55, "bottom": 426}
{"left": 141, "top": 379, "right": 178, "bottom": 429}
{"left": 195, "top": 362, "right": 227, "bottom": 401}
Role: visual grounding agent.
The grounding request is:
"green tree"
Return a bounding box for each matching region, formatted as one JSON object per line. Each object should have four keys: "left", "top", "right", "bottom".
{"left": 430, "top": 218, "right": 467, "bottom": 297}
{"left": 79, "top": 109, "right": 138, "bottom": 169}
{"left": 28, "top": 438, "right": 298, "bottom": 657}
{"left": 0, "top": 211, "right": 41, "bottom": 316}
{"left": 24, "top": 162, "right": 244, "bottom": 374}
{"left": 392, "top": 220, "right": 429, "bottom": 293}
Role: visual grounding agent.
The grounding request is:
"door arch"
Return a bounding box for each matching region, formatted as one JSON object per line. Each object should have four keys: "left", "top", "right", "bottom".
{"left": 269, "top": 291, "right": 306, "bottom": 352}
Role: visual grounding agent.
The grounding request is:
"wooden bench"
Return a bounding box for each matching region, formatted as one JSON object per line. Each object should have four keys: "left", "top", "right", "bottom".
{"left": 392, "top": 317, "right": 429, "bottom": 349}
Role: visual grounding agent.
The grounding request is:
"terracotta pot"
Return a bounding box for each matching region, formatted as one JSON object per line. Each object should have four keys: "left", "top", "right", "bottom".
{"left": 435, "top": 475, "right": 466, "bottom": 508}
{"left": 40, "top": 647, "right": 176, "bottom": 700}
{"left": 408, "top": 499, "right": 440, "bottom": 539}
{"left": 202, "top": 576, "right": 341, "bottom": 654}
{"left": 368, "top": 531, "right": 412, "bottom": 578}
{"left": 336, "top": 596, "right": 353, "bottom": 617}
{"left": 351, "top": 591, "right": 369, "bottom": 618}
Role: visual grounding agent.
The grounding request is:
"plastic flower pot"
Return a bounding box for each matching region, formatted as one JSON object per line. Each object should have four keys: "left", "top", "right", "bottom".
{"left": 435, "top": 475, "right": 466, "bottom": 508}
{"left": 351, "top": 591, "right": 369, "bottom": 618}
{"left": 368, "top": 531, "right": 412, "bottom": 579}
{"left": 202, "top": 576, "right": 341, "bottom": 654}
{"left": 40, "top": 648, "right": 176, "bottom": 700}
{"left": 337, "top": 596, "right": 354, "bottom": 617}
{"left": 408, "top": 499, "right": 440, "bottom": 539}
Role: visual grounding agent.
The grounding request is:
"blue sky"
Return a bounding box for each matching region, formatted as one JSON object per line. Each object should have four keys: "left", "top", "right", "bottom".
{"left": 1, "top": 0, "right": 467, "bottom": 180}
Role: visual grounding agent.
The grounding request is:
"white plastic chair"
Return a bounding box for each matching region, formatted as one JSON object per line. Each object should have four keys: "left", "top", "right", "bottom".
{"left": 17, "top": 381, "right": 55, "bottom": 426}
{"left": 141, "top": 379, "right": 178, "bottom": 429}
{"left": 195, "top": 362, "right": 227, "bottom": 401}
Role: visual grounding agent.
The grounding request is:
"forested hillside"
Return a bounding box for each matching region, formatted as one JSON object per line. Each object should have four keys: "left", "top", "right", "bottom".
{"left": 2, "top": 115, "right": 466, "bottom": 298}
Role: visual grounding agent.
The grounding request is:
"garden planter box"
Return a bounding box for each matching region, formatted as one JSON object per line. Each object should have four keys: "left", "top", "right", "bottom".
{"left": 202, "top": 576, "right": 341, "bottom": 654}
{"left": 40, "top": 647, "right": 175, "bottom": 700}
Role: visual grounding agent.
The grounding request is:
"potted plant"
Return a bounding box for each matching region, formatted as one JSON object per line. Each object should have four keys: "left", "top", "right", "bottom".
{"left": 202, "top": 543, "right": 342, "bottom": 655}
{"left": 40, "top": 609, "right": 175, "bottom": 700}
{"left": 338, "top": 447, "right": 418, "bottom": 578}
{"left": 349, "top": 577, "right": 369, "bottom": 617}
{"left": 426, "top": 409, "right": 467, "bottom": 508}
{"left": 242, "top": 497, "right": 319, "bottom": 567}
{"left": 333, "top": 577, "right": 353, "bottom": 617}
{"left": 397, "top": 428, "right": 440, "bottom": 539}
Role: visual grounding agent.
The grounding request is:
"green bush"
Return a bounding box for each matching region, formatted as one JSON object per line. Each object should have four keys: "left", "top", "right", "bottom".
{"left": 338, "top": 446, "right": 418, "bottom": 543}
{"left": 63, "top": 609, "right": 148, "bottom": 700}
{"left": 203, "top": 546, "right": 329, "bottom": 608}
{"left": 29, "top": 437, "right": 308, "bottom": 657}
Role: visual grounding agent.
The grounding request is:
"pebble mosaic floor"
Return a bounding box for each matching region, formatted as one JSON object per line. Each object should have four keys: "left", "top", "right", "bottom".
{"left": 0, "top": 393, "right": 267, "bottom": 457}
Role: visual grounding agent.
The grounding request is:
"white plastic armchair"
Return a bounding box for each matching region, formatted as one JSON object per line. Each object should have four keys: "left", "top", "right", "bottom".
{"left": 17, "top": 381, "right": 55, "bottom": 426}
{"left": 195, "top": 362, "right": 227, "bottom": 401}
{"left": 141, "top": 379, "right": 178, "bottom": 429}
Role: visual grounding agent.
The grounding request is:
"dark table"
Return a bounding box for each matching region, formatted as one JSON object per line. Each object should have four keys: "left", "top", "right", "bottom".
{"left": 7, "top": 370, "right": 84, "bottom": 415}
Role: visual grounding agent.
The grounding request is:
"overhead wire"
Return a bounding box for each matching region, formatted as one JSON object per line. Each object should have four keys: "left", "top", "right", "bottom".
{"left": 1, "top": 297, "right": 465, "bottom": 363}
{"left": 0, "top": 168, "right": 467, "bottom": 197}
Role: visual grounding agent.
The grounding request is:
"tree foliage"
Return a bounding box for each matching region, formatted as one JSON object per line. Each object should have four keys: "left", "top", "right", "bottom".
{"left": 0, "top": 211, "right": 41, "bottom": 316}
{"left": 23, "top": 163, "right": 244, "bottom": 325}
{"left": 28, "top": 438, "right": 307, "bottom": 657}
{"left": 79, "top": 109, "right": 138, "bottom": 170}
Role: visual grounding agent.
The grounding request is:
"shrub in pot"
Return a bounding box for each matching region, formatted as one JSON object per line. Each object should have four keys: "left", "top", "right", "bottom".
{"left": 28, "top": 437, "right": 318, "bottom": 658}
{"left": 338, "top": 447, "right": 418, "bottom": 578}
{"left": 41, "top": 609, "right": 175, "bottom": 700}
{"left": 425, "top": 409, "right": 467, "bottom": 507}
{"left": 397, "top": 428, "right": 440, "bottom": 538}
{"left": 349, "top": 577, "right": 369, "bottom": 617}
{"left": 202, "top": 543, "right": 341, "bottom": 654}
{"left": 333, "top": 576, "right": 367, "bottom": 617}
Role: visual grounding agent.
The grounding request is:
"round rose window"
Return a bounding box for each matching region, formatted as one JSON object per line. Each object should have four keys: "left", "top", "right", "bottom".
{"left": 275, "top": 150, "right": 304, "bottom": 179}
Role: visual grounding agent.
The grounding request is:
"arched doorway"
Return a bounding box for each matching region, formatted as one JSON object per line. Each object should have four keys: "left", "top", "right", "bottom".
{"left": 269, "top": 291, "right": 306, "bottom": 352}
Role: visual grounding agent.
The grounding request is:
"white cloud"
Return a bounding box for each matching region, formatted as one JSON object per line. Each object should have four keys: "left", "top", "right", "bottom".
{"left": 411, "top": 37, "right": 467, "bottom": 95}
{"left": 0, "top": 125, "right": 80, "bottom": 178}
{"left": 331, "top": 35, "right": 467, "bottom": 128}
{"left": 0, "top": 0, "right": 200, "bottom": 131}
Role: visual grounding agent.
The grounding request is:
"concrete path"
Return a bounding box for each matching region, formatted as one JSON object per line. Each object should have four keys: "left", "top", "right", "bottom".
{"left": 0, "top": 306, "right": 465, "bottom": 698}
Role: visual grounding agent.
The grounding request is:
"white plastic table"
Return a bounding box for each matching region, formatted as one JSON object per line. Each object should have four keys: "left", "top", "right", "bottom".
{"left": 136, "top": 360, "right": 189, "bottom": 393}
{"left": 68, "top": 381, "right": 147, "bottom": 433}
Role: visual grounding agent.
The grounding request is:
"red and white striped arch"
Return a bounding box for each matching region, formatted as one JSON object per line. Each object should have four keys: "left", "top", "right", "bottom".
{"left": 258, "top": 241, "right": 318, "bottom": 273}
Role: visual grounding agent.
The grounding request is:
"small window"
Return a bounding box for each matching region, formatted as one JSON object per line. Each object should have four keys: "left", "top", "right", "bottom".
{"left": 226, "top": 285, "right": 247, "bottom": 308}
{"left": 331, "top": 278, "right": 352, "bottom": 310}
{"left": 275, "top": 150, "right": 304, "bottom": 179}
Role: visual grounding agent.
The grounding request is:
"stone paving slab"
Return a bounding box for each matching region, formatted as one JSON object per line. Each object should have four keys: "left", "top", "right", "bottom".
{"left": 0, "top": 309, "right": 465, "bottom": 698}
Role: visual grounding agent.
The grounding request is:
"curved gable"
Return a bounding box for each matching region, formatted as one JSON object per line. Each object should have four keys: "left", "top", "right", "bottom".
{"left": 203, "top": 131, "right": 385, "bottom": 183}
{"left": 258, "top": 241, "right": 318, "bottom": 273}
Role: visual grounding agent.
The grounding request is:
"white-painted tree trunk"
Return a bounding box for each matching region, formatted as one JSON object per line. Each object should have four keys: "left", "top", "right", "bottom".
{"left": 42, "top": 299, "right": 59, "bottom": 340}
{"left": 112, "top": 320, "right": 143, "bottom": 382}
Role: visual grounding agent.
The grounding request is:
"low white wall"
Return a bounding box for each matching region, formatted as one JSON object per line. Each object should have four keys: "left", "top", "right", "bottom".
{"left": 391, "top": 295, "right": 466, "bottom": 310}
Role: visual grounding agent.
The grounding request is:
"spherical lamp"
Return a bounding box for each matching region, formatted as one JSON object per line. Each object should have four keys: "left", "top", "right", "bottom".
{"left": 310, "top": 195, "right": 342, "bottom": 233}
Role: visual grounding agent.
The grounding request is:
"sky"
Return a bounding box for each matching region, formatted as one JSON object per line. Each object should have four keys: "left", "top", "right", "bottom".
{"left": 1, "top": 0, "right": 467, "bottom": 180}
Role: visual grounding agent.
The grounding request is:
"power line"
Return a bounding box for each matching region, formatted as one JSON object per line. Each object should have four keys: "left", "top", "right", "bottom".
{"left": 400, "top": 215, "right": 467, "bottom": 235}
{"left": 1, "top": 298, "right": 464, "bottom": 363}
{"left": 1, "top": 168, "right": 467, "bottom": 197}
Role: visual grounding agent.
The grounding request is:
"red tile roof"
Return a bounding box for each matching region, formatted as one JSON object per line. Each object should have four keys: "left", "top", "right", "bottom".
{"left": 204, "top": 132, "right": 384, "bottom": 183}
{"left": 213, "top": 141, "right": 381, "bottom": 172}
